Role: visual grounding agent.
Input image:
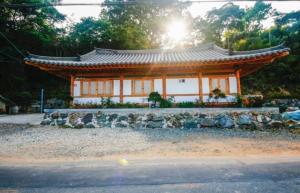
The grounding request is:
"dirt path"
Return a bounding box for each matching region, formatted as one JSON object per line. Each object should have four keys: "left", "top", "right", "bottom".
{"left": 0, "top": 124, "right": 299, "bottom": 164}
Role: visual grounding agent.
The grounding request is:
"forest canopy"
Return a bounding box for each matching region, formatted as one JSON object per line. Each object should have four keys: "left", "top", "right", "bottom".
{"left": 0, "top": 0, "right": 299, "bottom": 105}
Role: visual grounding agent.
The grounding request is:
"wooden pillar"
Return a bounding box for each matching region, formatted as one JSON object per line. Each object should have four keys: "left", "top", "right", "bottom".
{"left": 162, "top": 74, "right": 167, "bottom": 99}
{"left": 70, "top": 75, "right": 74, "bottom": 97}
{"left": 120, "top": 74, "right": 124, "bottom": 103}
{"left": 198, "top": 72, "right": 203, "bottom": 102}
{"left": 235, "top": 69, "right": 241, "bottom": 95}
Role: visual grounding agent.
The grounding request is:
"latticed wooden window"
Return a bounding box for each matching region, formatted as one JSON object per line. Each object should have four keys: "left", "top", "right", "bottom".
{"left": 132, "top": 79, "right": 153, "bottom": 95}
{"left": 81, "top": 80, "right": 113, "bottom": 96}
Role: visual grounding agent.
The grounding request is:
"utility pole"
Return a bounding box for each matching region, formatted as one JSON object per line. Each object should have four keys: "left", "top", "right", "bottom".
{"left": 40, "top": 88, "right": 44, "bottom": 113}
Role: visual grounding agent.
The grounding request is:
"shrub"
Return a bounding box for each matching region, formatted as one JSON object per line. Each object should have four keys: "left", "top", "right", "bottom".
{"left": 160, "top": 97, "right": 174, "bottom": 108}
{"left": 242, "top": 95, "right": 264, "bottom": 107}
{"left": 176, "top": 101, "right": 199, "bottom": 108}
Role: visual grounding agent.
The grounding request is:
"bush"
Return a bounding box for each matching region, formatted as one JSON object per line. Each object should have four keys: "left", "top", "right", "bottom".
{"left": 176, "top": 101, "right": 199, "bottom": 108}
{"left": 242, "top": 95, "right": 264, "bottom": 107}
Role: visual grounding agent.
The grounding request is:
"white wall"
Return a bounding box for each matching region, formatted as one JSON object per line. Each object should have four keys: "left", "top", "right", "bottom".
{"left": 123, "top": 97, "right": 148, "bottom": 103}
{"left": 73, "top": 80, "right": 81, "bottom": 97}
{"left": 170, "top": 96, "right": 199, "bottom": 103}
{"left": 166, "top": 78, "right": 198, "bottom": 94}
{"left": 203, "top": 95, "right": 236, "bottom": 103}
{"left": 73, "top": 97, "right": 120, "bottom": 104}
{"left": 202, "top": 78, "right": 210, "bottom": 94}
{"left": 113, "top": 80, "right": 120, "bottom": 96}
{"left": 154, "top": 79, "right": 163, "bottom": 94}
{"left": 229, "top": 77, "right": 238, "bottom": 94}
{"left": 123, "top": 80, "right": 131, "bottom": 95}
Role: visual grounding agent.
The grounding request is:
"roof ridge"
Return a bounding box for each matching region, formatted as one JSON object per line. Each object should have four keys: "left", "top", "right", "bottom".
{"left": 26, "top": 53, "right": 79, "bottom": 61}
{"left": 232, "top": 43, "right": 289, "bottom": 55}
{"left": 94, "top": 43, "right": 215, "bottom": 54}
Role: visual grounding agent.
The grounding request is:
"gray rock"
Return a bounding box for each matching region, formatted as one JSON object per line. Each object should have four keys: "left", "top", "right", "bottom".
{"left": 256, "top": 115, "right": 271, "bottom": 123}
{"left": 69, "top": 113, "right": 83, "bottom": 125}
{"left": 41, "top": 118, "right": 52, "bottom": 125}
{"left": 56, "top": 118, "right": 66, "bottom": 126}
{"left": 215, "top": 114, "right": 234, "bottom": 128}
{"left": 108, "top": 113, "right": 118, "bottom": 121}
{"left": 271, "top": 113, "right": 282, "bottom": 121}
{"left": 200, "top": 118, "right": 216, "bottom": 127}
{"left": 117, "top": 115, "right": 128, "bottom": 122}
{"left": 146, "top": 113, "right": 155, "bottom": 121}
{"left": 115, "top": 121, "right": 129, "bottom": 128}
{"left": 147, "top": 121, "right": 163, "bottom": 129}
{"left": 183, "top": 119, "right": 198, "bottom": 129}
{"left": 82, "top": 113, "right": 93, "bottom": 124}
{"left": 50, "top": 112, "right": 59, "bottom": 119}
{"left": 152, "top": 116, "right": 164, "bottom": 122}
{"left": 267, "top": 121, "right": 284, "bottom": 129}
{"left": 59, "top": 112, "right": 68, "bottom": 119}
{"left": 237, "top": 114, "right": 252, "bottom": 125}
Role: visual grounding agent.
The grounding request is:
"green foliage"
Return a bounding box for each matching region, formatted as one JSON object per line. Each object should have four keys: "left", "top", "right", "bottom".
{"left": 12, "top": 91, "right": 33, "bottom": 108}
{"left": 210, "top": 88, "right": 226, "bottom": 99}
{"left": 159, "top": 98, "right": 173, "bottom": 108}
{"left": 176, "top": 101, "right": 199, "bottom": 108}
{"left": 0, "top": 0, "right": 300, "bottom": 108}
{"left": 148, "top": 92, "right": 162, "bottom": 103}
{"left": 241, "top": 96, "right": 264, "bottom": 107}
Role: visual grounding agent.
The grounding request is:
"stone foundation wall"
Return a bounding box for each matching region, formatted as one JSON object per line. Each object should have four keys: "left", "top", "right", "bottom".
{"left": 41, "top": 109, "right": 300, "bottom": 130}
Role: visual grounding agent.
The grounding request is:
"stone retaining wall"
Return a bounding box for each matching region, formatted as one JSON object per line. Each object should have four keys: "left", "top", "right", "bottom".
{"left": 41, "top": 109, "right": 300, "bottom": 130}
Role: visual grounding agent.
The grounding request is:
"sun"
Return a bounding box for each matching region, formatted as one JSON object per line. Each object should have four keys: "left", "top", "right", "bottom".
{"left": 163, "top": 20, "right": 188, "bottom": 48}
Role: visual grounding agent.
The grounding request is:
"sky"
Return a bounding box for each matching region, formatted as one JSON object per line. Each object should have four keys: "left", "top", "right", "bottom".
{"left": 56, "top": 0, "right": 300, "bottom": 25}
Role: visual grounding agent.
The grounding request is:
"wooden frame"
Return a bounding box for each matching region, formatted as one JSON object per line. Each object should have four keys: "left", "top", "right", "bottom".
{"left": 131, "top": 78, "right": 154, "bottom": 96}
{"left": 80, "top": 79, "right": 114, "bottom": 97}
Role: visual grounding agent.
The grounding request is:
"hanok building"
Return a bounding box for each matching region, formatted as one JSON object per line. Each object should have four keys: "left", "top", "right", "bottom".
{"left": 24, "top": 43, "right": 289, "bottom": 104}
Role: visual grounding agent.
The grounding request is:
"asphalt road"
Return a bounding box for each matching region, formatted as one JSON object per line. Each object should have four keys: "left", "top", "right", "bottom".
{"left": 0, "top": 158, "right": 300, "bottom": 193}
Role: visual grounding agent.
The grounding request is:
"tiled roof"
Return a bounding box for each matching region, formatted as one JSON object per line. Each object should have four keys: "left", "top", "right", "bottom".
{"left": 24, "top": 43, "right": 290, "bottom": 67}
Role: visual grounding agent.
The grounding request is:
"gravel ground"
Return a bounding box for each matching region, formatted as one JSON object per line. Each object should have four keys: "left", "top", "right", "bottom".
{"left": 0, "top": 123, "right": 299, "bottom": 161}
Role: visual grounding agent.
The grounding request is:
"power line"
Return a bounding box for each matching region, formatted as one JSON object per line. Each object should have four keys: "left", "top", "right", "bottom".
{"left": 0, "top": 1, "right": 299, "bottom": 8}
{"left": 0, "top": 32, "right": 25, "bottom": 57}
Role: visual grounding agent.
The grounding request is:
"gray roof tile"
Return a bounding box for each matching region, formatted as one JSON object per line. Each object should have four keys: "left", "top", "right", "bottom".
{"left": 24, "top": 43, "right": 290, "bottom": 67}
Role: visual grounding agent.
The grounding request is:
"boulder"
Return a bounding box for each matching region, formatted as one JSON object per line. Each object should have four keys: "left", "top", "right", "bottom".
{"left": 108, "top": 113, "right": 118, "bottom": 121}
{"left": 117, "top": 115, "right": 128, "bottom": 122}
{"left": 115, "top": 121, "right": 129, "bottom": 128}
{"left": 215, "top": 114, "right": 234, "bottom": 128}
{"left": 200, "top": 118, "right": 216, "bottom": 127}
{"left": 152, "top": 116, "right": 164, "bottom": 122}
{"left": 59, "top": 112, "right": 68, "bottom": 119}
{"left": 183, "top": 119, "right": 198, "bottom": 129}
{"left": 256, "top": 115, "right": 271, "bottom": 123}
{"left": 271, "top": 113, "right": 282, "bottom": 121}
{"left": 41, "top": 118, "right": 52, "bottom": 125}
{"left": 56, "top": 118, "right": 66, "bottom": 126}
{"left": 237, "top": 114, "right": 252, "bottom": 125}
{"left": 50, "top": 112, "right": 59, "bottom": 119}
{"left": 82, "top": 113, "right": 93, "bottom": 124}
{"left": 69, "top": 113, "right": 83, "bottom": 125}
{"left": 282, "top": 110, "right": 300, "bottom": 121}
{"left": 267, "top": 121, "right": 284, "bottom": 129}
{"left": 147, "top": 121, "right": 163, "bottom": 129}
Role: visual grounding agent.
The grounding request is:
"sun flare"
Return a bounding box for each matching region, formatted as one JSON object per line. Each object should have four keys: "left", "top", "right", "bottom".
{"left": 166, "top": 20, "right": 187, "bottom": 43}
{"left": 162, "top": 20, "right": 188, "bottom": 48}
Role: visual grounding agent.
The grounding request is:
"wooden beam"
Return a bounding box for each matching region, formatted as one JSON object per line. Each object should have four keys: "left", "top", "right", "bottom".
{"left": 120, "top": 74, "right": 124, "bottom": 103}
{"left": 162, "top": 74, "right": 167, "bottom": 99}
{"left": 235, "top": 69, "right": 241, "bottom": 95}
{"left": 70, "top": 75, "right": 75, "bottom": 97}
{"left": 198, "top": 72, "right": 203, "bottom": 102}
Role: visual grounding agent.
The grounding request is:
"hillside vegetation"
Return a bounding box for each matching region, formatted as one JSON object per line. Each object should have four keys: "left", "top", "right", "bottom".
{"left": 0, "top": 0, "right": 299, "bottom": 105}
